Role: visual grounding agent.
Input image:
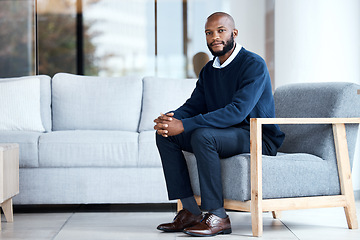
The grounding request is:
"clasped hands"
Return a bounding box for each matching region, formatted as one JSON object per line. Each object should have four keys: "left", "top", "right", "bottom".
{"left": 154, "top": 112, "right": 184, "bottom": 137}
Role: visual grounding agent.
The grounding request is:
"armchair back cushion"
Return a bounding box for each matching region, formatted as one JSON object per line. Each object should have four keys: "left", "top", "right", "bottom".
{"left": 274, "top": 82, "right": 360, "bottom": 166}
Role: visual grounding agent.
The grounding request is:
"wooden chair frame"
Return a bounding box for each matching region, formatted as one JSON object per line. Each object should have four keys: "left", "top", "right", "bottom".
{"left": 177, "top": 118, "right": 360, "bottom": 237}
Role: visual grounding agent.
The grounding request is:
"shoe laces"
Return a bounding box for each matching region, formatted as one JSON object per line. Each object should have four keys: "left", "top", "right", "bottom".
{"left": 202, "top": 213, "right": 214, "bottom": 226}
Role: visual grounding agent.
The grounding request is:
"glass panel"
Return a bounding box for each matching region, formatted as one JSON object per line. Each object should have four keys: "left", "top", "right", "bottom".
{"left": 156, "top": 0, "right": 184, "bottom": 78}
{"left": 186, "top": 0, "right": 228, "bottom": 78}
{"left": 187, "top": 0, "right": 268, "bottom": 79}
{"left": 0, "top": 0, "right": 36, "bottom": 78}
{"left": 83, "top": 0, "right": 155, "bottom": 77}
{"left": 32, "top": 0, "right": 267, "bottom": 79}
{"left": 37, "top": 0, "right": 77, "bottom": 76}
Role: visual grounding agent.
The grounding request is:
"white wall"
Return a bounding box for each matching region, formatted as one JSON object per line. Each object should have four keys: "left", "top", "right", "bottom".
{"left": 229, "top": 0, "right": 266, "bottom": 58}
{"left": 274, "top": 0, "right": 360, "bottom": 191}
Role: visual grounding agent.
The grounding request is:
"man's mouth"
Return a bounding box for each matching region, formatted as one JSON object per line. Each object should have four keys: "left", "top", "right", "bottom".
{"left": 211, "top": 41, "right": 224, "bottom": 47}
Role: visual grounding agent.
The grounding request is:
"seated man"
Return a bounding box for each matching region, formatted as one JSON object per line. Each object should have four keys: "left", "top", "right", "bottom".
{"left": 154, "top": 12, "right": 285, "bottom": 237}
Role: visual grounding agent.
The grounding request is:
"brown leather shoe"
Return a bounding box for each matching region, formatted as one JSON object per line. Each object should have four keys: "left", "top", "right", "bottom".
{"left": 157, "top": 209, "right": 203, "bottom": 232}
{"left": 183, "top": 213, "right": 232, "bottom": 237}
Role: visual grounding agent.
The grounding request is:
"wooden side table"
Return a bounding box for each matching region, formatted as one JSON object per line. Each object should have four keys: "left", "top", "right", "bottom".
{"left": 0, "top": 143, "right": 19, "bottom": 230}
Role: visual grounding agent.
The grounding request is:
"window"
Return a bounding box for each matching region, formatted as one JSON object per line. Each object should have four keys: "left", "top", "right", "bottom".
{"left": 0, "top": 0, "right": 36, "bottom": 78}
{"left": 1, "top": 0, "right": 268, "bottom": 79}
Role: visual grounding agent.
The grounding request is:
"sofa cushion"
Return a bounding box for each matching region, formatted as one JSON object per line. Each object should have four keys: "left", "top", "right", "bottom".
{"left": 0, "top": 75, "right": 52, "bottom": 132}
{"left": 52, "top": 73, "right": 142, "bottom": 131}
{"left": 39, "top": 130, "right": 139, "bottom": 167}
{"left": 139, "top": 77, "right": 197, "bottom": 131}
{"left": 0, "top": 77, "right": 45, "bottom": 132}
{"left": 138, "top": 130, "right": 162, "bottom": 167}
{"left": 0, "top": 131, "right": 41, "bottom": 167}
{"left": 185, "top": 152, "right": 340, "bottom": 201}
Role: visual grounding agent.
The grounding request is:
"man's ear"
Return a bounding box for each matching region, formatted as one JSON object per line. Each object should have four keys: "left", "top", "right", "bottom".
{"left": 233, "top": 29, "right": 238, "bottom": 38}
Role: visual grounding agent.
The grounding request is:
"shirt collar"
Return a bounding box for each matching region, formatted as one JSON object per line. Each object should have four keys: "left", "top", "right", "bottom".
{"left": 212, "top": 43, "right": 242, "bottom": 69}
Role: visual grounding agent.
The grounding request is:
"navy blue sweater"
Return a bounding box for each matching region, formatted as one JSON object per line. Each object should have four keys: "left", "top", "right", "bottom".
{"left": 173, "top": 47, "right": 285, "bottom": 149}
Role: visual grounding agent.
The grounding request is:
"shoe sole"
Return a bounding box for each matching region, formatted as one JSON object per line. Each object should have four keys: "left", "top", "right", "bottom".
{"left": 157, "top": 227, "right": 183, "bottom": 232}
{"left": 183, "top": 228, "right": 232, "bottom": 237}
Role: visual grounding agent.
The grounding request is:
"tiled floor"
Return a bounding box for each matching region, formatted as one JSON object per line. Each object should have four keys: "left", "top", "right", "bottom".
{"left": 0, "top": 201, "right": 359, "bottom": 240}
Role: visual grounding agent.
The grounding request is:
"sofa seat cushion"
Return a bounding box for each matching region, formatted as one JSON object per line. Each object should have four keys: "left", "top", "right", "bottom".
{"left": 39, "top": 131, "right": 139, "bottom": 167}
{"left": 139, "top": 130, "right": 162, "bottom": 167}
{"left": 184, "top": 152, "right": 341, "bottom": 202}
{"left": 0, "top": 131, "right": 41, "bottom": 167}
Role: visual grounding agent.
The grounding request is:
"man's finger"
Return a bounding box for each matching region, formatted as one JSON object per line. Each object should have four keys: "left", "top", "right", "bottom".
{"left": 157, "top": 129, "right": 169, "bottom": 136}
{"left": 160, "top": 113, "right": 173, "bottom": 121}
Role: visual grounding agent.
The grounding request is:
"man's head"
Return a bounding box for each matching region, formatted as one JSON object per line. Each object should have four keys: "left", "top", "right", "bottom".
{"left": 205, "top": 12, "right": 238, "bottom": 57}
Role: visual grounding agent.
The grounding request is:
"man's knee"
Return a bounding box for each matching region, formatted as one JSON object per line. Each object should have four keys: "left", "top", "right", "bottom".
{"left": 190, "top": 128, "right": 216, "bottom": 147}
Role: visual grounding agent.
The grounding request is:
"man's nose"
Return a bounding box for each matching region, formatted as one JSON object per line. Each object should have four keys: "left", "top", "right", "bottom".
{"left": 212, "top": 32, "right": 220, "bottom": 40}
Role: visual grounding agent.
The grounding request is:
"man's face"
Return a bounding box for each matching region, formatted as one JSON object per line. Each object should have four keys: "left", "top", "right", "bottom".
{"left": 205, "top": 15, "right": 237, "bottom": 57}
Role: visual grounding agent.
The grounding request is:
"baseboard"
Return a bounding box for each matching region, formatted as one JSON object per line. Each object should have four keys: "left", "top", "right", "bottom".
{"left": 355, "top": 190, "right": 360, "bottom": 200}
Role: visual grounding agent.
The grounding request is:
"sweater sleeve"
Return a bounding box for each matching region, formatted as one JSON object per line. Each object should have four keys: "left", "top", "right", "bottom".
{"left": 181, "top": 59, "right": 268, "bottom": 132}
{"left": 171, "top": 76, "right": 207, "bottom": 120}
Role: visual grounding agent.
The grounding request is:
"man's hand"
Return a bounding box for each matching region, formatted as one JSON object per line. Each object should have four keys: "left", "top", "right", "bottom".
{"left": 154, "top": 112, "right": 184, "bottom": 137}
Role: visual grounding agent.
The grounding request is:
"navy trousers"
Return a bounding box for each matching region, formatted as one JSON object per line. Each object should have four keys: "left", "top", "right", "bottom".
{"left": 156, "top": 127, "right": 276, "bottom": 211}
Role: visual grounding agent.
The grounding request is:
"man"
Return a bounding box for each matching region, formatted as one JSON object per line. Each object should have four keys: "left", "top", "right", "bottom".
{"left": 154, "top": 12, "right": 285, "bottom": 237}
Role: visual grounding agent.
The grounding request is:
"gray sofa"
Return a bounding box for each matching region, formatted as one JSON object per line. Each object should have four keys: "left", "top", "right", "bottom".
{"left": 0, "top": 73, "right": 197, "bottom": 205}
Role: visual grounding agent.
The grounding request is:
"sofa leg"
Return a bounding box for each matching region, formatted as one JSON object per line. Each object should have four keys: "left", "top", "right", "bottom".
{"left": 272, "top": 211, "right": 282, "bottom": 219}
{"left": 1, "top": 198, "right": 14, "bottom": 222}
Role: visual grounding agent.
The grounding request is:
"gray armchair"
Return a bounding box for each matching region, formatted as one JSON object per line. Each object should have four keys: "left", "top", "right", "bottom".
{"left": 181, "top": 82, "right": 360, "bottom": 237}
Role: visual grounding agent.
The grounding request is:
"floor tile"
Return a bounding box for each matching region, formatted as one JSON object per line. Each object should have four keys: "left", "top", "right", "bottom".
{"left": 0, "top": 201, "right": 359, "bottom": 240}
{"left": 280, "top": 204, "right": 360, "bottom": 240}
{"left": 0, "top": 213, "right": 72, "bottom": 240}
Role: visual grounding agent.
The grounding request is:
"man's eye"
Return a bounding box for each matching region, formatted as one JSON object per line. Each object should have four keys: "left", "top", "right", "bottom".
{"left": 219, "top": 29, "right": 224, "bottom": 33}
{"left": 205, "top": 32, "right": 211, "bottom": 36}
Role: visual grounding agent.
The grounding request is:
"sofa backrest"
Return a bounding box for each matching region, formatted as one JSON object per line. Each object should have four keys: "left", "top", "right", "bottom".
{"left": 52, "top": 73, "right": 142, "bottom": 132}
{"left": 274, "top": 82, "right": 360, "bottom": 166}
{"left": 139, "top": 76, "right": 197, "bottom": 132}
{"left": 0, "top": 75, "right": 52, "bottom": 132}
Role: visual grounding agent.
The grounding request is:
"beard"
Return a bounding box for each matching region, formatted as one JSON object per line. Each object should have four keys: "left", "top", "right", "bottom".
{"left": 207, "top": 33, "right": 235, "bottom": 57}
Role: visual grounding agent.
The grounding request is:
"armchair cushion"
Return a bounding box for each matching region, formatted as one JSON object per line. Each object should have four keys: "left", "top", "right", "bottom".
{"left": 185, "top": 152, "right": 340, "bottom": 201}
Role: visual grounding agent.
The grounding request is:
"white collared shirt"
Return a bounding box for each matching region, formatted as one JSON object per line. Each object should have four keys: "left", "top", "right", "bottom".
{"left": 212, "top": 43, "right": 242, "bottom": 69}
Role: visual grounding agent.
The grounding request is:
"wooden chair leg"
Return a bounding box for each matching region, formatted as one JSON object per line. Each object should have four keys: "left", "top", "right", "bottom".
{"left": 251, "top": 205, "right": 263, "bottom": 237}
{"left": 272, "top": 211, "right": 282, "bottom": 219}
{"left": 344, "top": 205, "right": 358, "bottom": 229}
{"left": 250, "top": 118, "right": 263, "bottom": 237}
{"left": 177, "top": 199, "right": 183, "bottom": 212}
{"left": 333, "top": 123, "right": 358, "bottom": 229}
{"left": 1, "top": 198, "right": 14, "bottom": 222}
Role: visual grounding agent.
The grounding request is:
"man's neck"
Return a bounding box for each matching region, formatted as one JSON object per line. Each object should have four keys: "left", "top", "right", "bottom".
{"left": 218, "top": 44, "right": 236, "bottom": 65}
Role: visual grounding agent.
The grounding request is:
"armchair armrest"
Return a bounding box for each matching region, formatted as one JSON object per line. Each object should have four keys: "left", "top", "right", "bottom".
{"left": 252, "top": 117, "right": 360, "bottom": 125}
{"left": 249, "top": 117, "right": 360, "bottom": 236}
